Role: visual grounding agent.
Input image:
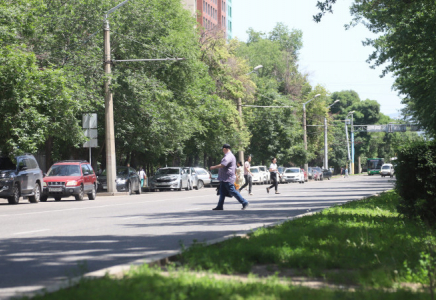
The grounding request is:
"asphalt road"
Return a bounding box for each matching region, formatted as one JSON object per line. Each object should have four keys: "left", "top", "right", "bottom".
{"left": 0, "top": 175, "right": 394, "bottom": 299}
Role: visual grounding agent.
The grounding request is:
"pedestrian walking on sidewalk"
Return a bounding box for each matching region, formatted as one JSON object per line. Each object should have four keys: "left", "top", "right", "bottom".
{"left": 210, "top": 144, "right": 249, "bottom": 211}
{"left": 345, "top": 168, "right": 349, "bottom": 178}
{"left": 266, "top": 158, "right": 280, "bottom": 194}
{"left": 239, "top": 155, "right": 253, "bottom": 195}
{"left": 235, "top": 161, "right": 245, "bottom": 191}
{"left": 139, "top": 167, "right": 146, "bottom": 187}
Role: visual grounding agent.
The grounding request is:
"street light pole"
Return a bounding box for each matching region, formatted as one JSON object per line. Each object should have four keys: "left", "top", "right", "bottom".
{"left": 104, "top": 18, "right": 116, "bottom": 193}
{"left": 324, "top": 100, "right": 339, "bottom": 170}
{"left": 303, "top": 94, "right": 321, "bottom": 175}
{"left": 346, "top": 111, "right": 355, "bottom": 175}
{"left": 347, "top": 111, "right": 355, "bottom": 175}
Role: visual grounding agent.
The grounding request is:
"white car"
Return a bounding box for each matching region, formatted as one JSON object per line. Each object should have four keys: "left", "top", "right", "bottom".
{"left": 283, "top": 168, "right": 305, "bottom": 184}
{"left": 380, "top": 163, "right": 394, "bottom": 178}
{"left": 250, "top": 167, "right": 263, "bottom": 185}
{"left": 252, "top": 165, "right": 268, "bottom": 184}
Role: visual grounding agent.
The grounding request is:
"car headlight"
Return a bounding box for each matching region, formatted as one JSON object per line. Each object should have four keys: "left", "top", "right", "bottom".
{"left": 0, "top": 177, "right": 14, "bottom": 182}
{"left": 42, "top": 182, "right": 47, "bottom": 187}
{"left": 66, "top": 181, "right": 78, "bottom": 186}
{"left": 116, "top": 178, "right": 126, "bottom": 184}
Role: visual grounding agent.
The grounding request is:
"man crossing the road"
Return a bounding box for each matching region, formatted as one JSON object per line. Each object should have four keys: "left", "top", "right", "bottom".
{"left": 210, "top": 144, "right": 249, "bottom": 211}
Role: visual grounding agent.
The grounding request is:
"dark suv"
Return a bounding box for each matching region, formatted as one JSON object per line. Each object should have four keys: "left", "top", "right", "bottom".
{"left": 0, "top": 154, "right": 44, "bottom": 204}
{"left": 42, "top": 160, "right": 97, "bottom": 201}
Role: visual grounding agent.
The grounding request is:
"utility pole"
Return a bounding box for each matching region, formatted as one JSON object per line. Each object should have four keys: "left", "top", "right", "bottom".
{"left": 237, "top": 98, "right": 244, "bottom": 164}
{"left": 351, "top": 113, "right": 355, "bottom": 174}
{"left": 345, "top": 120, "right": 351, "bottom": 174}
{"left": 324, "top": 116, "right": 327, "bottom": 169}
{"left": 104, "top": 18, "right": 116, "bottom": 193}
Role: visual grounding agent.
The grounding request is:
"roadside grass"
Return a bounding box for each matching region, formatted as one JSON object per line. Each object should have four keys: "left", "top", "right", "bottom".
{"left": 22, "top": 190, "right": 435, "bottom": 299}
{"left": 27, "top": 265, "right": 426, "bottom": 300}
{"left": 180, "top": 190, "right": 435, "bottom": 288}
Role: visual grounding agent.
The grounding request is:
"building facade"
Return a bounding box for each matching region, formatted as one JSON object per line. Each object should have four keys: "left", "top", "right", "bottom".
{"left": 226, "top": 0, "right": 232, "bottom": 39}
{"left": 181, "top": 0, "right": 228, "bottom": 34}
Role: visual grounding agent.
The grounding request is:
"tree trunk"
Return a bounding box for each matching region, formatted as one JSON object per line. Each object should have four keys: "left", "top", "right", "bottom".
{"left": 45, "top": 136, "right": 54, "bottom": 172}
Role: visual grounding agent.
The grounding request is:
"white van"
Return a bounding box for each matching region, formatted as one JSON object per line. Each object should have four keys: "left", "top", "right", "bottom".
{"left": 380, "top": 163, "right": 394, "bottom": 178}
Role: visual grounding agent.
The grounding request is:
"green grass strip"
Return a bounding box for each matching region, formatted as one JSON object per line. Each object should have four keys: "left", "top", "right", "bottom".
{"left": 180, "top": 190, "right": 435, "bottom": 288}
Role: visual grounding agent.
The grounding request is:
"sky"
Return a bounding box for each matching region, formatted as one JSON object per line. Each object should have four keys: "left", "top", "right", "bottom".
{"left": 232, "top": 0, "right": 404, "bottom": 119}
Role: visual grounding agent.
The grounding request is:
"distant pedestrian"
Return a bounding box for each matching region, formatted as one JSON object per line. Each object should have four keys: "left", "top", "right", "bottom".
{"left": 266, "top": 158, "right": 280, "bottom": 194}
{"left": 235, "top": 161, "right": 245, "bottom": 191}
{"left": 345, "top": 168, "right": 349, "bottom": 178}
{"left": 341, "top": 167, "right": 344, "bottom": 176}
{"left": 239, "top": 155, "right": 253, "bottom": 195}
{"left": 139, "top": 167, "right": 146, "bottom": 187}
{"left": 210, "top": 144, "right": 249, "bottom": 211}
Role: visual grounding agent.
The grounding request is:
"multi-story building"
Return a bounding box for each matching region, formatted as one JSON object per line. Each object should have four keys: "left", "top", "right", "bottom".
{"left": 226, "top": 0, "right": 232, "bottom": 39}
{"left": 181, "top": 0, "right": 228, "bottom": 34}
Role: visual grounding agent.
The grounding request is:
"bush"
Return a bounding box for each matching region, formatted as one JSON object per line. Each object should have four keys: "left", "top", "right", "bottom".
{"left": 396, "top": 140, "right": 436, "bottom": 222}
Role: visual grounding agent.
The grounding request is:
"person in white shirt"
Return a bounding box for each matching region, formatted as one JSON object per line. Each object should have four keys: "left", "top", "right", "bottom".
{"left": 239, "top": 156, "right": 253, "bottom": 195}
{"left": 139, "top": 168, "right": 146, "bottom": 187}
{"left": 266, "top": 158, "right": 280, "bottom": 194}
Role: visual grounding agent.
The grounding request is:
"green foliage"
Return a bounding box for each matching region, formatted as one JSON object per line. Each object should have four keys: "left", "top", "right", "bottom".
{"left": 181, "top": 191, "right": 436, "bottom": 288}
{"left": 396, "top": 140, "right": 436, "bottom": 222}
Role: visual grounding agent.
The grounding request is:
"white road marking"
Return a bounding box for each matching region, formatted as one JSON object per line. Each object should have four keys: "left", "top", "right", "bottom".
{"left": 121, "top": 216, "right": 140, "bottom": 220}
{"left": 185, "top": 208, "right": 201, "bottom": 211}
{"left": 13, "top": 229, "right": 50, "bottom": 236}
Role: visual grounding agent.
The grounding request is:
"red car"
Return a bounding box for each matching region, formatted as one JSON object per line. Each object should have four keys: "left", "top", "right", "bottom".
{"left": 300, "top": 168, "right": 308, "bottom": 182}
{"left": 41, "top": 160, "right": 97, "bottom": 201}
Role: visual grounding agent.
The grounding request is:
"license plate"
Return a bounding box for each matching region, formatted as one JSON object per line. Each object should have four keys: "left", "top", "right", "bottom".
{"left": 49, "top": 188, "right": 62, "bottom": 192}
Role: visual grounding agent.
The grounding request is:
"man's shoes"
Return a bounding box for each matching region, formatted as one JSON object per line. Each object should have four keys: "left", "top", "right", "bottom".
{"left": 266, "top": 187, "right": 270, "bottom": 194}
{"left": 275, "top": 191, "right": 280, "bottom": 194}
{"left": 242, "top": 202, "right": 249, "bottom": 210}
{"left": 249, "top": 192, "right": 253, "bottom": 195}
{"left": 212, "top": 207, "right": 223, "bottom": 210}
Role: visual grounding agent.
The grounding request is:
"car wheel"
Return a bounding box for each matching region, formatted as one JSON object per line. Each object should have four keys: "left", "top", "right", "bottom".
{"left": 29, "top": 183, "right": 40, "bottom": 203}
{"left": 40, "top": 196, "right": 48, "bottom": 202}
{"left": 136, "top": 183, "right": 141, "bottom": 194}
{"left": 197, "top": 180, "right": 204, "bottom": 190}
{"left": 178, "top": 181, "right": 183, "bottom": 191}
{"left": 7, "top": 183, "right": 20, "bottom": 204}
{"left": 88, "top": 184, "right": 97, "bottom": 200}
{"left": 55, "top": 197, "right": 61, "bottom": 201}
{"left": 185, "top": 181, "right": 190, "bottom": 191}
{"left": 75, "top": 185, "right": 84, "bottom": 201}
{"left": 127, "top": 182, "right": 132, "bottom": 195}
{"left": 328, "top": 177, "right": 330, "bottom": 180}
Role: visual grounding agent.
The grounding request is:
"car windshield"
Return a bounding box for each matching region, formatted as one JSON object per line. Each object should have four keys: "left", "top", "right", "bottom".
{"left": 210, "top": 169, "right": 218, "bottom": 175}
{"left": 382, "top": 166, "right": 390, "bottom": 169}
{"left": 156, "top": 168, "right": 180, "bottom": 175}
{"left": 285, "top": 169, "right": 299, "bottom": 173}
{"left": 0, "top": 157, "right": 16, "bottom": 170}
{"left": 259, "top": 167, "right": 266, "bottom": 171}
{"left": 250, "top": 168, "right": 259, "bottom": 173}
{"left": 116, "top": 167, "right": 129, "bottom": 176}
{"left": 313, "top": 167, "right": 321, "bottom": 172}
{"left": 47, "top": 165, "right": 81, "bottom": 176}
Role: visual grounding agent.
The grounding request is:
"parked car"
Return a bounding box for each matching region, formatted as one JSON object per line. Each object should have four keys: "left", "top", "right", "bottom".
{"left": 210, "top": 168, "right": 220, "bottom": 187}
{"left": 42, "top": 160, "right": 97, "bottom": 201}
{"left": 283, "top": 167, "right": 305, "bottom": 183}
{"left": 253, "top": 165, "right": 268, "bottom": 184}
{"left": 312, "top": 167, "right": 324, "bottom": 181}
{"left": 307, "top": 167, "right": 314, "bottom": 180}
{"left": 183, "top": 167, "right": 195, "bottom": 190}
{"left": 97, "top": 166, "right": 141, "bottom": 195}
{"left": 322, "top": 169, "right": 332, "bottom": 180}
{"left": 184, "top": 167, "right": 211, "bottom": 189}
{"left": 380, "top": 163, "right": 395, "bottom": 178}
{"left": 148, "top": 167, "right": 189, "bottom": 191}
{"left": 301, "top": 168, "right": 308, "bottom": 182}
{"left": 278, "top": 166, "right": 286, "bottom": 183}
{"left": 250, "top": 167, "right": 263, "bottom": 184}
{"left": 0, "top": 154, "right": 43, "bottom": 204}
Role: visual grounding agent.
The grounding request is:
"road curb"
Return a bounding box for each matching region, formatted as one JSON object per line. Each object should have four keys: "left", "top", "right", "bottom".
{"left": 12, "top": 191, "right": 383, "bottom": 300}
